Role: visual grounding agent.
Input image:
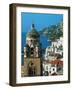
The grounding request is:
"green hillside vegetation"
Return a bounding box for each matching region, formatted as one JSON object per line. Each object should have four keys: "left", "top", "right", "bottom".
{"left": 39, "top": 21, "right": 63, "bottom": 41}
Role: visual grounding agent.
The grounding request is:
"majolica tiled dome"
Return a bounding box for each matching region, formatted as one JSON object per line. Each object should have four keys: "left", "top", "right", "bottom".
{"left": 26, "top": 24, "right": 40, "bottom": 38}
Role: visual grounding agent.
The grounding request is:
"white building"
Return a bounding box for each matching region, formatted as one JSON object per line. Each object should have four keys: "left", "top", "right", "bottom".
{"left": 42, "top": 59, "right": 63, "bottom": 76}
{"left": 52, "top": 37, "right": 63, "bottom": 48}
{"left": 43, "top": 37, "right": 63, "bottom": 76}
{"left": 42, "top": 61, "right": 57, "bottom": 76}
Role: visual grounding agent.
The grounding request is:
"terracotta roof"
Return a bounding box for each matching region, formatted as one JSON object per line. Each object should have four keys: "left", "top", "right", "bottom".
{"left": 43, "top": 59, "right": 63, "bottom": 65}
{"left": 50, "top": 60, "right": 63, "bottom": 65}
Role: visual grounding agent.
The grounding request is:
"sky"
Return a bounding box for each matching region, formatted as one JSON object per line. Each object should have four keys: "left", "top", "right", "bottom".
{"left": 21, "top": 12, "right": 63, "bottom": 33}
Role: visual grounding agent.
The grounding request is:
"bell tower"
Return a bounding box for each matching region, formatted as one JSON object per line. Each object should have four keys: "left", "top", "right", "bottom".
{"left": 21, "top": 24, "right": 42, "bottom": 77}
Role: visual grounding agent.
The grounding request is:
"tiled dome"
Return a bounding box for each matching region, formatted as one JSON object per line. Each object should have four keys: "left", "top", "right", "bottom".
{"left": 26, "top": 24, "right": 40, "bottom": 38}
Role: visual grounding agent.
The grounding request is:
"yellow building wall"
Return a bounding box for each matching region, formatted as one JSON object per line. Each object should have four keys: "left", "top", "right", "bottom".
{"left": 21, "top": 58, "right": 41, "bottom": 77}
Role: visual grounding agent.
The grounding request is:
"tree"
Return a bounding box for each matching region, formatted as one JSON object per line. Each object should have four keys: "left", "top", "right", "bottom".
{"left": 43, "top": 21, "right": 63, "bottom": 41}
{"left": 45, "top": 25, "right": 58, "bottom": 41}
{"left": 56, "top": 21, "right": 63, "bottom": 39}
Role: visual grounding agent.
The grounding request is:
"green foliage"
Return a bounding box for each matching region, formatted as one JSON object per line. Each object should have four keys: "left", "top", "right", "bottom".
{"left": 41, "top": 21, "right": 63, "bottom": 41}
{"left": 46, "top": 25, "right": 58, "bottom": 41}
{"left": 58, "top": 45, "right": 63, "bottom": 50}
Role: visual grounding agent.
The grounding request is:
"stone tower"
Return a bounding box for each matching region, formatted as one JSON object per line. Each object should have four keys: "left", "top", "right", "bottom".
{"left": 21, "top": 24, "right": 42, "bottom": 77}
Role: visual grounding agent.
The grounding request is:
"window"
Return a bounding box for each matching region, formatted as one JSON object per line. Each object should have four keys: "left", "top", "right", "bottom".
{"left": 31, "top": 48, "right": 34, "bottom": 54}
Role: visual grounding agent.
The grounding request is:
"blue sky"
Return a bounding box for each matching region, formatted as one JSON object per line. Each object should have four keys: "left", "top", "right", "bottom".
{"left": 21, "top": 12, "right": 63, "bottom": 33}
